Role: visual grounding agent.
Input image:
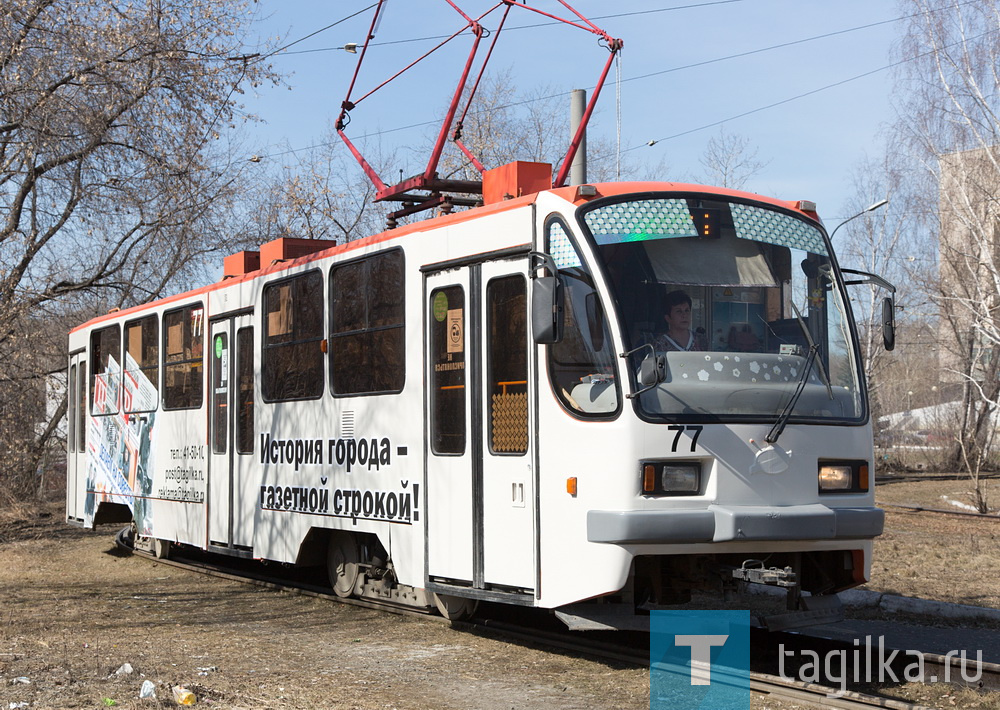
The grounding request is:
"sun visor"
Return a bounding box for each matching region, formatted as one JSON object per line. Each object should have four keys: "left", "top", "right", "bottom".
{"left": 645, "top": 234, "right": 778, "bottom": 287}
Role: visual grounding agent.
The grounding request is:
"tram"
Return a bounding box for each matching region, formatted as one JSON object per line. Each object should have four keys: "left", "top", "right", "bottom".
{"left": 66, "top": 0, "right": 895, "bottom": 629}
{"left": 66, "top": 164, "right": 894, "bottom": 628}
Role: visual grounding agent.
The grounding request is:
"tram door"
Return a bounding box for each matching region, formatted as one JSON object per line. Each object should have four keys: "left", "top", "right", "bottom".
{"left": 208, "top": 314, "right": 255, "bottom": 550}
{"left": 425, "top": 258, "right": 536, "bottom": 592}
{"left": 66, "top": 351, "right": 88, "bottom": 522}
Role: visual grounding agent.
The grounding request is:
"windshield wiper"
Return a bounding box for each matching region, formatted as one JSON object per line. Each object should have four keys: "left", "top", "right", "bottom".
{"left": 790, "top": 301, "right": 833, "bottom": 401}
{"left": 765, "top": 343, "right": 818, "bottom": 444}
{"left": 765, "top": 302, "right": 835, "bottom": 444}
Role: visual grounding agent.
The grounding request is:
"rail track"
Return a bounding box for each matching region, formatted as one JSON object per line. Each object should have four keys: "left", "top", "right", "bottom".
{"left": 880, "top": 501, "right": 1000, "bottom": 519}
{"left": 113, "top": 528, "right": 995, "bottom": 709}
{"left": 876, "top": 471, "right": 1000, "bottom": 486}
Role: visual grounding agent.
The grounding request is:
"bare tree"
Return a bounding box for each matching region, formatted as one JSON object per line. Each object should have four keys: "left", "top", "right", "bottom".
{"left": 0, "top": 0, "right": 279, "bottom": 502}
{"left": 891, "top": 0, "right": 1000, "bottom": 509}
{"left": 936, "top": 148, "right": 1000, "bottom": 509}
{"left": 437, "top": 70, "right": 645, "bottom": 186}
{"left": 243, "top": 133, "right": 396, "bottom": 246}
{"left": 837, "top": 149, "right": 916, "bottom": 415}
{"left": 697, "top": 127, "right": 770, "bottom": 190}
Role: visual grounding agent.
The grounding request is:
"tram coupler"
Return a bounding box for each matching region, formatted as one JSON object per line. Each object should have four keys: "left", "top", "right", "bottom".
{"left": 730, "top": 561, "right": 799, "bottom": 610}
{"left": 728, "top": 560, "right": 845, "bottom": 630}
{"left": 731, "top": 562, "right": 798, "bottom": 588}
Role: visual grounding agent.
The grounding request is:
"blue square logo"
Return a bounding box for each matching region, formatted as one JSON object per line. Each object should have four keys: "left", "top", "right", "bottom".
{"left": 650, "top": 610, "right": 753, "bottom": 709}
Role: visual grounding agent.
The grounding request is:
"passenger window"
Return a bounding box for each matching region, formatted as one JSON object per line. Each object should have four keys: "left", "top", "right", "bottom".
{"left": 163, "top": 304, "right": 204, "bottom": 410}
{"left": 211, "top": 331, "right": 228, "bottom": 454}
{"left": 329, "top": 250, "right": 405, "bottom": 395}
{"left": 78, "top": 362, "right": 86, "bottom": 450}
{"left": 236, "top": 327, "right": 254, "bottom": 454}
{"left": 68, "top": 364, "right": 76, "bottom": 452}
{"left": 90, "top": 325, "right": 121, "bottom": 416}
{"left": 125, "top": 315, "right": 159, "bottom": 412}
{"left": 429, "top": 286, "right": 465, "bottom": 455}
{"left": 487, "top": 276, "right": 528, "bottom": 455}
{"left": 545, "top": 219, "right": 620, "bottom": 417}
{"left": 263, "top": 271, "right": 323, "bottom": 401}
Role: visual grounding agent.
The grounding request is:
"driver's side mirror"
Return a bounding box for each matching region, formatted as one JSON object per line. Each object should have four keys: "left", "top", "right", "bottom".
{"left": 532, "top": 275, "right": 564, "bottom": 344}
{"left": 882, "top": 296, "right": 895, "bottom": 351}
{"left": 840, "top": 268, "right": 897, "bottom": 352}
{"left": 638, "top": 351, "right": 666, "bottom": 387}
{"left": 530, "top": 251, "right": 564, "bottom": 344}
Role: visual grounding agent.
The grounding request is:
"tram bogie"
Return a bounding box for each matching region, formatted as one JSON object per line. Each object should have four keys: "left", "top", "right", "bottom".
{"left": 66, "top": 172, "right": 889, "bottom": 629}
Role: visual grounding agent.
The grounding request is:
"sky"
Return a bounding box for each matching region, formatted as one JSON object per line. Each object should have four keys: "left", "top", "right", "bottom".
{"left": 238, "top": 1, "right": 906, "bottom": 225}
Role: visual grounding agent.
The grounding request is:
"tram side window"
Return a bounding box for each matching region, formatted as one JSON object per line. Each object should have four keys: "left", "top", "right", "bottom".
{"left": 236, "top": 327, "right": 254, "bottom": 454}
{"left": 90, "top": 325, "right": 121, "bottom": 416}
{"left": 78, "top": 362, "right": 86, "bottom": 450}
{"left": 429, "top": 286, "right": 465, "bottom": 455}
{"left": 487, "top": 276, "right": 528, "bottom": 455}
{"left": 545, "top": 219, "right": 620, "bottom": 417}
{"left": 263, "top": 271, "right": 324, "bottom": 401}
{"left": 329, "top": 250, "right": 405, "bottom": 395}
{"left": 68, "top": 364, "right": 76, "bottom": 452}
{"left": 125, "top": 315, "right": 159, "bottom": 413}
{"left": 211, "top": 331, "right": 228, "bottom": 454}
{"left": 163, "top": 304, "right": 204, "bottom": 410}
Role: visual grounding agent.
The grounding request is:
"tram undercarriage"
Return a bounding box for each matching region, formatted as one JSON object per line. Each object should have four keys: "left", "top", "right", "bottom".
{"left": 552, "top": 549, "right": 860, "bottom": 632}
{"left": 302, "top": 525, "right": 860, "bottom": 630}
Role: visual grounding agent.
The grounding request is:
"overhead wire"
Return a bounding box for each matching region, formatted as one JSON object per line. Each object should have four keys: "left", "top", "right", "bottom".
{"left": 278, "top": 1, "right": 746, "bottom": 56}
{"left": 254, "top": 9, "right": 903, "bottom": 161}
{"left": 187, "top": 4, "right": 379, "bottom": 168}
{"left": 634, "top": 25, "right": 997, "bottom": 152}
{"left": 260, "top": 3, "right": 378, "bottom": 60}
{"left": 249, "top": 1, "right": 983, "bottom": 162}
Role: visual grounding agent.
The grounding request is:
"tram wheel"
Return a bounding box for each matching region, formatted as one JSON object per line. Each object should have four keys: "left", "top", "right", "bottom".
{"left": 152, "top": 538, "right": 170, "bottom": 560}
{"left": 433, "top": 593, "right": 478, "bottom": 621}
{"left": 327, "top": 532, "right": 361, "bottom": 598}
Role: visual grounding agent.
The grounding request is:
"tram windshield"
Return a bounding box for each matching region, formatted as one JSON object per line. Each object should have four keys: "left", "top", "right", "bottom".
{"left": 578, "top": 195, "right": 864, "bottom": 423}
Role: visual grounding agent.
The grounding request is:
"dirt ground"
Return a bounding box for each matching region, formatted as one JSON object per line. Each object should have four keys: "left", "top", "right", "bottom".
{"left": 1, "top": 476, "right": 998, "bottom": 710}
{"left": 0, "top": 504, "right": 821, "bottom": 710}
{"left": 870, "top": 476, "right": 1000, "bottom": 609}
{"left": 1, "top": 510, "right": 653, "bottom": 710}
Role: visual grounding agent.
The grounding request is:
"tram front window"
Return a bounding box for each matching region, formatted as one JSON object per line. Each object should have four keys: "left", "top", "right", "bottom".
{"left": 580, "top": 196, "right": 864, "bottom": 423}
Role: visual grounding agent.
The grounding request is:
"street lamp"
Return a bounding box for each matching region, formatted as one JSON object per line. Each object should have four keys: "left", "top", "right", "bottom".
{"left": 829, "top": 198, "right": 889, "bottom": 241}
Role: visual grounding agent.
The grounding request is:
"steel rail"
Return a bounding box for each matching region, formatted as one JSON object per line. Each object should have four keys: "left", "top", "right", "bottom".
{"left": 468, "top": 619, "right": 932, "bottom": 710}
{"left": 116, "top": 528, "right": 440, "bottom": 619}
{"left": 880, "top": 501, "right": 1000, "bottom": 519}
{"left": 115, "top": 529, "right": 949, "bottom": 709}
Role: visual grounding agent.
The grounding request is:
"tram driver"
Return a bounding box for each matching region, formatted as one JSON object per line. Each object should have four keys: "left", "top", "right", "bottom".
{"left": 653, "top": 290, "right": 707, "bottom": 353}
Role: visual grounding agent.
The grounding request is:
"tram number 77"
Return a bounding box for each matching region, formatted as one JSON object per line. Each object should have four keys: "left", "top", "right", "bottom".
{"left": 668, "top": 425, "right": 703, "bottom": 453}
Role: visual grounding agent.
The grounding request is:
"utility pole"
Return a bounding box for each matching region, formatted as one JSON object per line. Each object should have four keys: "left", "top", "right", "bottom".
{"left": 569, "top": 89, "right": 587, "bottom": 185}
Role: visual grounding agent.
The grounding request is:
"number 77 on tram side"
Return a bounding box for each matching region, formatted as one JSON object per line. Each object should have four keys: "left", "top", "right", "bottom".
{"left": 66, "top": 164, "right": 895, "bottom": 629}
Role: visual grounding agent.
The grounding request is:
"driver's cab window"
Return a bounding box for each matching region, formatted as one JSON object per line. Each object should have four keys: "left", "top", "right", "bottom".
{"left": 545, "top": 218, "right": 620, "bottom": 418}
{"left": 581, "top": 196, "right": 863, "bottom": 421}
{"left": 638, "top": 285, "right": 777, "bottom": 355}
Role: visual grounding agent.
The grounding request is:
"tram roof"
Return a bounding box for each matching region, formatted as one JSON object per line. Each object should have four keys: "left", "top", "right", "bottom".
{"left": 70, "top": 181, "right": 819, "bottom": 335}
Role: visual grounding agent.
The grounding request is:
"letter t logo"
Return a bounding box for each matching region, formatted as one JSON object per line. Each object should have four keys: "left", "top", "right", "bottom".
{"left": 674, "top": 634, "right": 729, "bottom": 685}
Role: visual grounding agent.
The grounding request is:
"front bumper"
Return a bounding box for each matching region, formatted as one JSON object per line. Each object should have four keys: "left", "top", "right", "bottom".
{"left": 587, "top": 504, "right": 884, "bottom": 544}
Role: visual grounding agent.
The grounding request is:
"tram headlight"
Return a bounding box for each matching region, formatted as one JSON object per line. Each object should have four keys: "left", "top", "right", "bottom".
{"left": 818, "top": 461, "right": 869, "bottom": 493}
{"left": 642, "top": 461, "right": 701, "bottom": 496}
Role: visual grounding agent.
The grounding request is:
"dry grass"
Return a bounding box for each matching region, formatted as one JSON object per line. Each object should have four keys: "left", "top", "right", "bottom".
{"left": 869, "top": 476, "right": 1000, "bottom": 610}
{"left": 0, "top": 505, "right": 650, "bottom": 710}
{"left": 877, "top": 683, "right": 1000, "bottom": 709}
{"left": 2, "top": 481, "right": 1000, "bottom": 709}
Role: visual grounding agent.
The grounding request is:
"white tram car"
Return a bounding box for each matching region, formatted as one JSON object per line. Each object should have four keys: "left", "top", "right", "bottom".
{"left": 66, "top": 165, "right": 891, "bottom": 628}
